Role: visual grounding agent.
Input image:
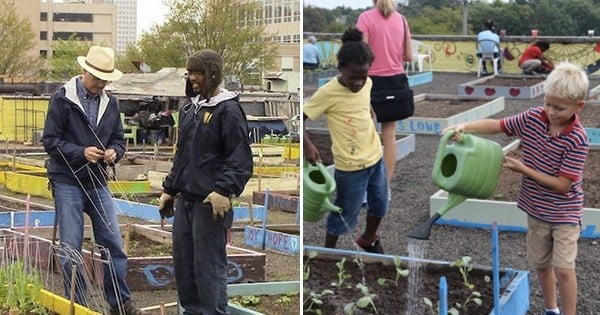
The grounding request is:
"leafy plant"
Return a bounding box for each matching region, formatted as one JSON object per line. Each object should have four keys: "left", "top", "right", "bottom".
{"left": 0, "top": 261, "right": 49, "bottom": 314}
{"left": 450, "top": 256, "right": 475, "bottom": 289}
{"left": 230, "top": 295, "right": 260, "bottom": 307}
{"left": 377, "top": 256, "right": 409, "bottom": 286}
{"left": 423, "top": 297, "right": 459, "bottom": 315}
{"left": 343, "top": 283, "right": 378, "bottom": 315}
{"left": 276, "top": 292, "right": 296, "bottom": 305}
{"left": 304, "top": 289, "right": 334, "bottom": 314}
{"left": 303, "top": 251, "right": 317, "bottom": 281}
{"left": 331, "top": 257, "right": 351, "bottom": 289}
{"left": 454, "top": 291, "right": 482, "bottom": 310}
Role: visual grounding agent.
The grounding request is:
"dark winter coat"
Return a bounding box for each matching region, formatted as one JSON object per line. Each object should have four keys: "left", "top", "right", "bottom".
{"left": 42, "top": 76, "right": 125, "bottom": 188}
{"left": 162, "top": 90, "right": 253, "bottom": 201}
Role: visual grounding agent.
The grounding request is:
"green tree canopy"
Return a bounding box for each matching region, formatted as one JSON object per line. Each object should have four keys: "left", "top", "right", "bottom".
{"left": 0, "top": 0, "right": 39, "bottom": 78}
{"left": 126, "top": 0, "right": 276, "bottom": 84}
{"left": 45, "top": 35, "right": 91, "bottom": 82}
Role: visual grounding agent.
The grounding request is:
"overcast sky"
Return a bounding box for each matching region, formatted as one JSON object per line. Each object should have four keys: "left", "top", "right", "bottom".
{"left": 137, "top": 0, "right": 168, "bottom": 37}
{"left": 303, "top": 0, "right": 373, "bottom": 10}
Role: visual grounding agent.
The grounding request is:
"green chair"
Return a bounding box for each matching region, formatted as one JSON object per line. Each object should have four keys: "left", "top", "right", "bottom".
{"left": 120, "top": 113, "right": 138, "bottom": 146}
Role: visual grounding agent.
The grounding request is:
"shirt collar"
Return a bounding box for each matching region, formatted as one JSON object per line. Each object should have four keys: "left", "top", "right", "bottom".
{"left": 540, "top": 107, "right": 579, "bottom": 135}
{"left": 75, "top": 76, "right": 99, "bottom": 100}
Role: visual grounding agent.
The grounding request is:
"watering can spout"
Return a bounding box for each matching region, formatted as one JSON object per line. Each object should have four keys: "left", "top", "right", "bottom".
{"left": 406, "top": 193, "right": 467, "bottom": 240}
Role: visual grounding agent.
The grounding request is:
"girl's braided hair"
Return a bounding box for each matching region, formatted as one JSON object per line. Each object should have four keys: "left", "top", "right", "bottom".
{"left": 336, "top": 27, "right": 375, "bottom": 69}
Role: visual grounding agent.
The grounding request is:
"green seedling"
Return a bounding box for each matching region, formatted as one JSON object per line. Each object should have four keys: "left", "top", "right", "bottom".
{"left": 423, "top": 297, "right": 459, "bottom": 315}
{"left": 304, "top": 289, "right": 334, "bottom": 314}
{"left": 451, "top": 256, "right": 475, "bottom": 289}
{"left": 303, "top": 251, "right": 317, "bottom": 281}
{"left": 230, "top": 295, "right": 260, "bottom": 307}
{"left": 454, "top": 291, "right": 482, "bottom": 310}
{"left": 343, "top": 283, "right": 378, "bottom": 315}
{"left": 377, "top": 256, "right": 409, "bottom": 286}
{"left": 331, "top": 257, "right": 351, "bottom": 289}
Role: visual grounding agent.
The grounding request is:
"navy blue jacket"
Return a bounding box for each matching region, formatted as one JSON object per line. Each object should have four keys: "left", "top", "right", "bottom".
{"left": 163, "top": 90, "right": 253, "bottom": 201}
{"left": 43, "top": 76, "right": 125, "bottom": 188}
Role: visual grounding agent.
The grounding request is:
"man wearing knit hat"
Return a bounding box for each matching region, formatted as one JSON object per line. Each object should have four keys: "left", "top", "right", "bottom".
{"left": 158, "top": 49, "right": 253, "bottom": 314}
{"left": 42, "top": 45, "right": 146, "bottom": 315}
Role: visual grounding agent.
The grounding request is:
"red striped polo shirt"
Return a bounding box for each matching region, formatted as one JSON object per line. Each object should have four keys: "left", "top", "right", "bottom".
{"left": 500, "top": 107, "right": 589, "bottom": 225}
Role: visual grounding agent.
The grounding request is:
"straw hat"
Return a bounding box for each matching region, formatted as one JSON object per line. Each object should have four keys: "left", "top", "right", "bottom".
{"left": 77, "top": 46, "right": 123, "bottom": 81}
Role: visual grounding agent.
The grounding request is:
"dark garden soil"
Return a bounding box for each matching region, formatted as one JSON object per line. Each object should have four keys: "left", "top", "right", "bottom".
{"left": 474, "top": 77, "right": 545, "bottom": 87}
{"left": 304, "top": 256, "right": 501, "bottom": 315}
{"left": 491, "top": 147, "right": 600, "bottom": 208}
{"left": 413, "top": 99, "right": 491, "bottom": 118}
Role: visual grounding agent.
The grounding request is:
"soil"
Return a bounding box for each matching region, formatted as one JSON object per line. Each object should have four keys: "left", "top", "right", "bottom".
{"left": 304, "top": 72, "right": 600, "bottom": 315}
{"left": 304, "top": 256, "right": 502, "bottom": 315}
{"left": 491, "top": 147, "right": 600, "bottom": 208}
{"left": 412, "top": 99, "right": 491, "bottom": 118}
{"left": 474, "top": 77, "right": 545, "bottom": 87}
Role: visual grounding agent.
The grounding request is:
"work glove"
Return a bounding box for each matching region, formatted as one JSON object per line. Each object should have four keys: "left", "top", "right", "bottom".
{"left": 158, "top": 193, "right": 175, "bottom": 219}
{"left": 203, "top": 191, "right": 231, "bottom": 221}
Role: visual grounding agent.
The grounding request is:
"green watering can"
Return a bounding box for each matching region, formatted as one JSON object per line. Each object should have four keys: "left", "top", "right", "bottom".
{"left": 407, "top": 130, "right": 504, "bottom": 240}
{"left": 303, "top": 160, "right": 342, "bottom": 222}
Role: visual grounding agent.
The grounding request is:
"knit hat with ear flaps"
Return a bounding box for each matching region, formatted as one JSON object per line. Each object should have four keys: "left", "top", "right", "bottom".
{"left": 186, "top": 49, "right": 223, "bottom": 100}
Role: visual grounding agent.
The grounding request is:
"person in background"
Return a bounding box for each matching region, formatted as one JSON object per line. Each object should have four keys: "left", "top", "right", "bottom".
{"left": 519, "top": 40, "right": 554, "bottom": 75}
{"left": 304, "top": 28, "right": 388, "bottom": 254}
{"left": 356, "top": 0, "right": 412, "bottom": 199}
{"left": 442, "top": 62, "right": 589, "bottom": 315}
{"left": 303, "top": 35, "right": 321, "bottom": 70}
{"left": 476, "top": 19, "right": 501, "bottom": 75}
{"left": 42, "top": 45, "right": 146, "bottom": 315}
{"left": 158, "top": 49, "right": 253, "bottom": 314}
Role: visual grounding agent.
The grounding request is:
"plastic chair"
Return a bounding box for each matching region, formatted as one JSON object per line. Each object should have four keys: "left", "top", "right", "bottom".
{"left": 476, "top": 39, "right": 501, "bottom": 77}
{"left": 171, "top": 111, "right": 179, "bottom": 146}
{"left": 120, "top": 113, "right": 138, "bottom": 146}
{"left": 406, "top": 39, "right": 432, "bottom": 72}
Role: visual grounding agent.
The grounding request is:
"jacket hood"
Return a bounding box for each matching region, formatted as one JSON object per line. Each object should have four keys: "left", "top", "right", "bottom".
{"left": 191, "top": 89, "right": 238, "bottom": 108}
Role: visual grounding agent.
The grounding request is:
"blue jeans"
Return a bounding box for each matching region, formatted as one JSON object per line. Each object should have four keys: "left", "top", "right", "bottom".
{"left": 326, "top": 159, "right": 388, "bottom": 236}
{"left": 52, "top": 181, "right": 131, "bottom": 309}
{"left": 173, "top": 198, "right": 233, "bottom": 315}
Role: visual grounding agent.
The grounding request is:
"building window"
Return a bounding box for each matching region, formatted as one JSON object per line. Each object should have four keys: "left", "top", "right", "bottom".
{"left": 40, "top": 50, "right": 48, "bottom": 58}
{"left": 53, "top": 13, "right": 93, "bottom": 23}
{"left": 40, "top": 12, "right": 47, "bottom": 21}
{"left": 40, "top": 31, "right": 47, "bottom": 40}
{"left": 53, "top": 32, "right": 93, "bottom": 41}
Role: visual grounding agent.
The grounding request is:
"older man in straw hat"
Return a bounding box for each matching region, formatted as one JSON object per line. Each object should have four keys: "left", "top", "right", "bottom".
{"left": 42, "top": 46, "right": 146, "bottom": 315}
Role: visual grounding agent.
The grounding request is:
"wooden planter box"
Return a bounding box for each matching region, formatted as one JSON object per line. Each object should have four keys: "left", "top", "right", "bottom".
{"left": 244, "top": 224, "right": 300, "bottom": 256}
{"left": 396, "top": 94, "right": 505, "bottom": 135}
{"left": 3, "top": 225, "right": 267, "bottom": 291}
{"left": 457, "top": 75, "right": 545, "bottom": 99}
{"left": 303, "top": 246, "right": 530, "bottom": 315}
{"left": 429, "top": 140, "right": 600, "bottom": 238}
{"left": 252, "top": 190, "right": 299, "bottom": 213}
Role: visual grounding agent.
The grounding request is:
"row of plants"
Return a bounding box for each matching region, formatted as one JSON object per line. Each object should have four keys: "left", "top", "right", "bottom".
{"left": 303, "top": 251, "right": 487, "bottom": 315}
{"left": 0, "top": 260, "right": 49, "bottom": 314}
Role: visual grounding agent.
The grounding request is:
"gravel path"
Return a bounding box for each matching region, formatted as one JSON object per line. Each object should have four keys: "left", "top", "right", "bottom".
{"left": 303, "top": 72, "right": 600, "bottom": 314}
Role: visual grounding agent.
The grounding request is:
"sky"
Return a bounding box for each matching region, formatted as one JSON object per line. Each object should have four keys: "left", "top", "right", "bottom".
{"left": 303, "top": 0, "right": 373, "bottom": 9}
{"left": 137, "top": 0, "right": 169, "bottom": 37}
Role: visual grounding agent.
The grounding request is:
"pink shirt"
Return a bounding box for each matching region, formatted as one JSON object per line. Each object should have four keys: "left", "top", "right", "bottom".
{"left": 356, "top": 8, "right": 410, "bottom": 76}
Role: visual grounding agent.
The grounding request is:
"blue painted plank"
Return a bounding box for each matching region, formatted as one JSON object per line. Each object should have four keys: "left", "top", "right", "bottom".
{"left": 585, "top": 128, "right": 600, "bottom": 143}
{"left": 244, "top": 226, "right": 300, "bottom": 256}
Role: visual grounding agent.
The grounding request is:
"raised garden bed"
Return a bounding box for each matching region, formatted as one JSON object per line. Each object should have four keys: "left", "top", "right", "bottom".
{"left": 458, "top": 75, "right": 545, "bottom": 99}
{"left": 430, "top": 140, "right": 600, "bottom": 238}
{"left": 397, "top": 94, "right": 505, "bottom": 134}
{"left": 4, "top": 225, "right": 267, "bottom": 291}
{"left": 303, "top": 246, "right": 529, "bottom": 315}
{"left": 252, "top": 190, "right": 299, "bottom": 213}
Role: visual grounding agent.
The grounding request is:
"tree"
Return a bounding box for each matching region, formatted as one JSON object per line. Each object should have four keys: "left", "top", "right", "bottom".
{"left": 0, "top": 0, "right": 40, "bottom": 78}
{"left": 130, "top": 0, "right": 276, "bottom": 84}
{"left": 45, "top": 34, "right": 91, "bottom": 82}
